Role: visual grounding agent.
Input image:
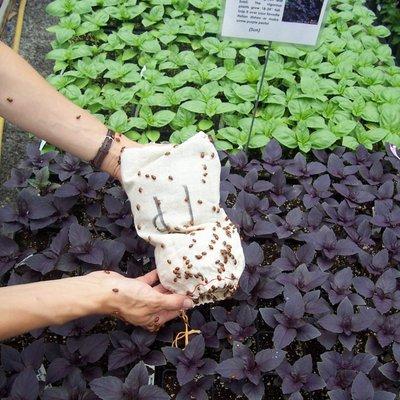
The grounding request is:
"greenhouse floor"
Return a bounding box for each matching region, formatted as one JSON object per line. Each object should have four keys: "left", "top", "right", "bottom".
{"left": 0, "top": 0, "right": 55, "bottom": 206}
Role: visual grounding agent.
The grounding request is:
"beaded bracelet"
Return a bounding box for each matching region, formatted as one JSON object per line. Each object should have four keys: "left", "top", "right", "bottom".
{"left": 90, "top": 129, "right": 115, "bottom": 169}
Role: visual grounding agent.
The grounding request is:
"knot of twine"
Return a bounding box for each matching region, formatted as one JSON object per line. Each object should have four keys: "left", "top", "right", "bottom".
{"left": 172, "top": 311, "right": 201, "bottom": 348}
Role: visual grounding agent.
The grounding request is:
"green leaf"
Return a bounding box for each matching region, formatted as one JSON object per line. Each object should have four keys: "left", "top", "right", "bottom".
{"left": 305, "top": 116, "right": 326, "bottom": 129}
{"left": 198, "top": 119, "right": 213, "bottom": 131}
{"left": 380, "top": 104, "right": 400, "bottom": 133}
{"left": 121, "top": 69, "right": 141, "bottom": 83}
{"left": 219, "top": 47, "right": 236, "bottom": 59}
{"left": 46, "top": 2, "right": 65, "bottom": 16}
{"left": 218, "top": 127, "right": 241, "bottom": 145}
{"left": 214, "top": 140, "right": 234, "bottom": 150}
{"left": 272, "top": 125, "right": 297, "bottom": 148}
{"left": 108, "top": 110, "right": 128, "bottom": 132}
{"left": 236, "top": 102, "right": 254, "bottom": 115}
{"left": 215, "top": 103, "right": 237, "bottom": 114}
{"left": 239, "top": 47, "right": 260, "bottom": 59}
{"left": 47, "top": 26, "right": 75, "bottom": 44}
{"left": 148, "top": 5, "right": 164, "bottom": 21}
{"left": 205, "top": 98, "right": 221, "bottom": 117}
{"left": 208, "top": 67, "right": 227, "bottom": 81}
{"left": 274, "top": 44, "right": 306, "bottom": 59}
{"left": 309, "top": 129, "right": 338, "bottom": 149}
{"left": 70, "top": 44, "right": 93, "bottom": 59}
{"left": 300, "top": 76, "right": 320, "bottom": 96}
{"left": 138, "top": 135, "right": 149, "bottom": 144}
{"left": 200, "top": 82, "right": 220, "bottom": 101}
{"left": 352, "top": 97, "right": 366, "bottom": 117}
{"left": 181, "top": 100, "right": 206, "bottom": 114}
{"left": 170, "top": 126, "right": 197, "bottom": 144}
{"left": 227, "top": 66, "right": 248, "bottom": 83}
{"left": 364, "top": 128, "right": 389, "bottom": 143}
{"left": 148, "top": 93, "right": 170, "bottom": 107}
{"left": 146, "top": 130, "right": 160, "bottom": 142}
{"left": 130, "top": 118, "right": 147, "bottom": 130}
{"left": 46, "top": 48, "right": 69, "bottom": 61}
{"left": 342, "top": 135, "right": 360, "bottom": 150}
{"left": 233, "top": 85, "right": 257, "bottom": 102}
{"left": 332, "top": 120, "right": 357, "bottom": 137}
{"left": 151, "top": 110, "right": 176, "bottom": 127}
{"left": 201, "top": 37, "right": 220, "bottom": 53}
{"left": 295, "top": 125, "right": 311, "bottom": 152}
{"left": 141, "top": 40, "right": 161, "bottom": 53}
{"left": 249, "top": 135, "right": 269, "bottom": 149}
{"left": 125, "top": 131, "right": 141, "bottom": 141}
{"left": 385, "top": 134, "right": 400, "bottom": 148}
{"left": 288, "top": 99, "right": 314, "bottom": 120}
{"left": 361, "top": 102, "right": 380, "bottom": 123}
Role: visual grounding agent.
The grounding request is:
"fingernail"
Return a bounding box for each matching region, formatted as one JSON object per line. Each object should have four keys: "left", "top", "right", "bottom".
{"left": 183, "top": 299, "right": 194, "bottom": 309}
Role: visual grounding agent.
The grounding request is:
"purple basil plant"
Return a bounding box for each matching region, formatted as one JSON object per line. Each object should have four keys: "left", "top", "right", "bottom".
{"left": 91, "top": 361, "right": 169, "bottom": 400}
{"left": 276, "top": 354, "right": 325, "bottom": 399}
{"left": 162, "top": 335, "right": 216, "bottom": 385}
{"left": 260, "top": 284, "right": 328, "bottom": 349}
{"left": 318, "top": 298, "right": 376, "bottom": 350}
{"left": 318, "top": 350, "right": 377, "bottom": 391}
{"left": 217, "top": 341, "right": 286, "bottom": 400}
{"left": 327, "top": 371, "right": 395, "bottom": 400}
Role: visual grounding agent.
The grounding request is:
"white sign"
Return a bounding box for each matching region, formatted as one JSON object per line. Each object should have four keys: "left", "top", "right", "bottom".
{"left": 221, "top": 0, "right": 330, "bottom": 46}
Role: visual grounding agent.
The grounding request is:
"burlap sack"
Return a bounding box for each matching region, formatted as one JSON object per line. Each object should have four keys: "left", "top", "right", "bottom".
{"left": 121, "top": 132, "right": 245, "bottom": 304}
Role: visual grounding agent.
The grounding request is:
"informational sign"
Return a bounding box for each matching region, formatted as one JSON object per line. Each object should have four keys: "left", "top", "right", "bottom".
{"left": 221, "top": 0, "right": 330, "bottom": 46}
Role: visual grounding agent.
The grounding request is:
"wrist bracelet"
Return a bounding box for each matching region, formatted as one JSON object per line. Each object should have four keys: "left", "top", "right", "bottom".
{"left": 90, "top": 129, "right": 115, "bottom": 169}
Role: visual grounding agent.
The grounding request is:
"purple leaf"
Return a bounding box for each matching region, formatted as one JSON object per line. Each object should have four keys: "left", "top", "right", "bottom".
{"left": 318, "top": 315, "right": 343, "bottom": 334}
{"left": 242, "top": 381, "right": 265, "bottom": 400}
{"left": 216, "top": 357, "right": 245, "bottom": 380}
{"left": 138, "top": 385, "right": 170, "bottom": 400}
{"left": 90, "top": 376, "right": 123, "bottom": 400}
{"left": 350, "top": 372, "right": 374, "bottom": 400}
{"left": 68, "top": 223, "right": 91, "bottom": 247}
{"left": 255, "top": 348, "right": 286, "bottom": 372}
{"left": 273, "top": 325, "right": 297, "bottom": 349}
{"left": 10, "top": 368, "right": 39, "bottom": 400}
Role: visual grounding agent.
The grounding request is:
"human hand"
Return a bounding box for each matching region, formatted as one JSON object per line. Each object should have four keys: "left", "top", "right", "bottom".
{"left": 87, "top": 270, "right": 193, "bottom": 331}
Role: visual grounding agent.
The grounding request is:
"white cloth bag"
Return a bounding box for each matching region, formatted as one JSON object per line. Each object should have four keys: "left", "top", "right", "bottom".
{"left": 121, "top": 132, "right": 245, "bottom": 304}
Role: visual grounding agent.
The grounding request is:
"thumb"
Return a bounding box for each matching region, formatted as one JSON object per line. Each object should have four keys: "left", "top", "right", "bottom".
{"left": 136, "top": 270, "right": 159, "bottom": 286}
{"left": 156, "top": 293, "right": 194, "bottom": 311}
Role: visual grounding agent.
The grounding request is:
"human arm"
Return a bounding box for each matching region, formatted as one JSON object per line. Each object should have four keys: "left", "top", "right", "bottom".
{"left": 0, "top": 270, "right": 193, "bottom": 340}
{"left": 0, "top": 41, "right": 137, "bottom": 178}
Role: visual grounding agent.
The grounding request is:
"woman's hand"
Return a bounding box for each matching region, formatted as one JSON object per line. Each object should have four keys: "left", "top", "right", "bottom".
{"left": 86, "top": 270, "right": 193, "bottom": 331}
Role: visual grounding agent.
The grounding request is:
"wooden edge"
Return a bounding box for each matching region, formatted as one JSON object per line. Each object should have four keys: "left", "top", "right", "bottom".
{"left": 0, "top": 0, "right": 15, "bottom": 37}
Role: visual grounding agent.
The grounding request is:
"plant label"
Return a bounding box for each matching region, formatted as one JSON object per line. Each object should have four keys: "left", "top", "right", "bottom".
{"left": 221, "top": 0, "right": 330, "bottom": 46}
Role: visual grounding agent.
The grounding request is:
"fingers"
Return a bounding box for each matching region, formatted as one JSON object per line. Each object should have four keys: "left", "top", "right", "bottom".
{"left": 136, "top": 269, "right": 159, "bottom": 286}
{"left": 155, "top": 293, "right": 194, "bottom": 312}
{"left": 147, "top": 314, "right": 161, "bottom": 332}
{"left": 153, "top": 284, "right": 170, "bottom": 294}
{"left": 145, "top": 310, "right": 180, "bottom": 332}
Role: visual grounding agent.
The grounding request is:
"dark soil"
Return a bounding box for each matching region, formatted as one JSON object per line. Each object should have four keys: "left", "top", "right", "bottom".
{"left": 256, "top": 330, "right": 274, "bottom": 350}
{"left": 264, "top": 374, "right": 285, "bottom": 399}
{"left": 162, "top": 370, "right": 180, "bottom": 398}
{"left": 212, "top": 377, "right": 244, "bottom": 400}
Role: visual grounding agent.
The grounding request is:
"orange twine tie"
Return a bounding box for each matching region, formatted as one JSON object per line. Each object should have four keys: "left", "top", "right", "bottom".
{"left": 172, "top": 311, "right": 201, "bottom": 348}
